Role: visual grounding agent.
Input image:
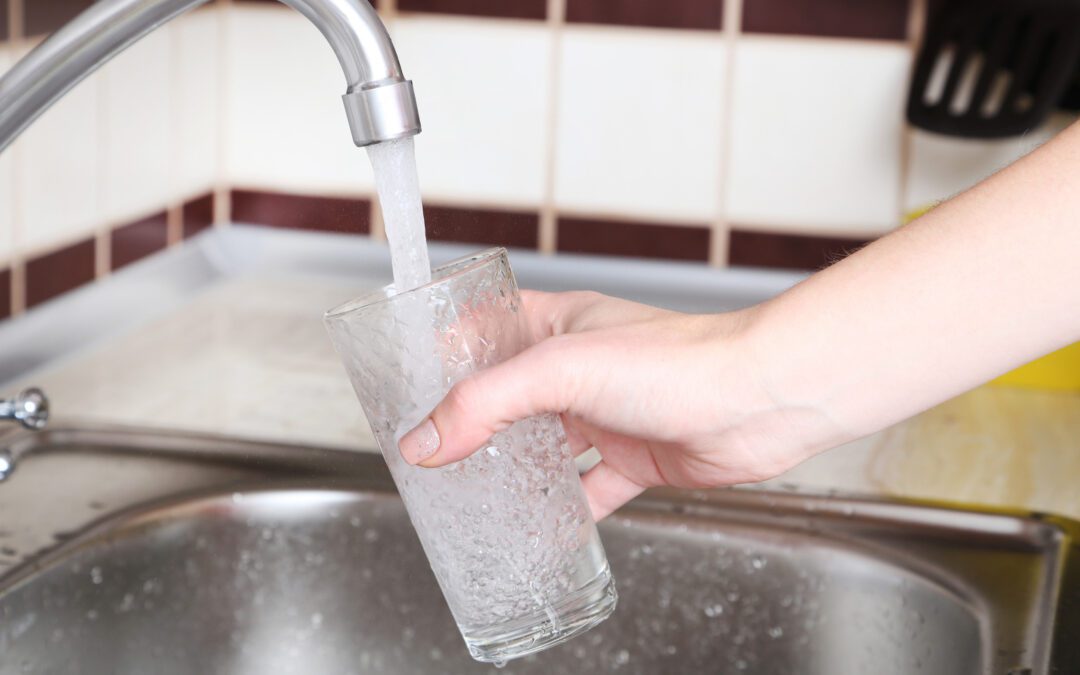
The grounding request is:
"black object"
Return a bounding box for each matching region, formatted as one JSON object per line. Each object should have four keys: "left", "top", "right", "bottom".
{"left": 907, "top": 0, "right": 1080, "bottom": 138}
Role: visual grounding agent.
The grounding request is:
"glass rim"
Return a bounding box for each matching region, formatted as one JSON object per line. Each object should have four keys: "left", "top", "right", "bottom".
{"left": 324, "top": 246, "right": 509, "bottom": 322}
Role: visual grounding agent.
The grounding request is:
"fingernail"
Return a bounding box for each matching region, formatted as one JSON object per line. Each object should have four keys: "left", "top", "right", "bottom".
{"left": 399, "top": 418, "right": 440, "bottom": 465}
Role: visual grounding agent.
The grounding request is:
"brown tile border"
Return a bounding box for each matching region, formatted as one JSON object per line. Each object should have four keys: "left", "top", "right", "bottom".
{"left": 0, "top": 0, "right": 9, "bottom": 42}
{"left": 182, "top": 193, "right": 215, "bottom": 239}
{"left": 110, "top": 211, "right": 169, "bottom": 271}
{"left": 231, "top": 189, "right": 371, "bottom": 235}
{"left": 397, "top": 0, "right": 545, "bottom": 20}
{"left": 25, "top": 238, "right": 96, "bottom": 309}
{"left": 742, "top": 0, "right": 910, "bottom": 41}
{"left": 25, "top": 0, "right": 95, "bottom": 37}
{"left": 0, "top": 268, "right": 10, "bottom": 321}
{"left": 567, "top": 0, "right": 723, "bottom": 31}
{"left": 557, "top": 216, "right": 711, "bottom": 262}
{"left": 728, "top": 229, "right": 870, "bottom": 270}
{"left": 424, "top": 204, "right": 539, "bottom": 249}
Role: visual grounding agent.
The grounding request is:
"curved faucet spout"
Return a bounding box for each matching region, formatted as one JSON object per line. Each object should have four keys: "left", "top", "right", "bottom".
{"left": 0, "top": 0, "right": 420, "bottom": 152}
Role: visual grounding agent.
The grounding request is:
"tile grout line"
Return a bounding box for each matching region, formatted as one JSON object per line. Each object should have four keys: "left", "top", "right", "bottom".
{"left": 213, "top": 0, "right": 232, "bottom": 227}
{"left": 8, "top": 0, "right": 23, "bottom": 314}
{"left": 897, "top": 0, "right": 928, "bottom": 223}
{"left": 710, "top": 0, "right": 743, "bottom": 268}
{"left": 166, "top": 16, "right": 184, "bottom": 247}
{"left": 95, "top": 46, "right": 111, "bottom": 277}
{"left": 538, "top": 0, "right": 566, "bottom": 255}
{"left": 8, "top": 0, "right": 21, "bottom": 41}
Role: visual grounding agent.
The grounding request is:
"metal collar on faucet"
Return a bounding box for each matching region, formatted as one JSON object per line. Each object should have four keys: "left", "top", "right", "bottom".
{"left": 0, "top": 0, "right": 421, "bottom": 152}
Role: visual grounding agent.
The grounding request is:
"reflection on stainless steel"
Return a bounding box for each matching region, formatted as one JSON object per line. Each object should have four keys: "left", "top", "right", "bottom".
{"left": 0, "top": 0, "right": 420, "bottom": 152}
{"left": 0, "top": 388, "right": 49, "bottom": 432}
{"left": 0, "top": 427, "right": 1077, "bottom": 673}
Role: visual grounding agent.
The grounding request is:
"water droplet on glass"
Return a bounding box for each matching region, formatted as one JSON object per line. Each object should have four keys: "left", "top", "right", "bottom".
{"left": 485, "top": 446, "right": 500, "bottom": 457}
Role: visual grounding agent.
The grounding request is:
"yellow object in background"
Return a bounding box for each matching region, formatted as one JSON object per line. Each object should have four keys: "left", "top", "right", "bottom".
{"left": 905, "top": 204, "right": 1080, "bottom": 392}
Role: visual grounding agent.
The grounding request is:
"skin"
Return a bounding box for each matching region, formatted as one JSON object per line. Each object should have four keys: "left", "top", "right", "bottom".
{"left": 400, "top": 119, "right": 1080, "bottom": 521}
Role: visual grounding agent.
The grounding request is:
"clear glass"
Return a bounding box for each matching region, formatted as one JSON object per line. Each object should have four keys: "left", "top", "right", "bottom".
{"left": 324, "top": 248, "right": 617, "bottom": 663}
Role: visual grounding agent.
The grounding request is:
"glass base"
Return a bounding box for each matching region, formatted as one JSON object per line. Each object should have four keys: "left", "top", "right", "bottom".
{"left": 463, "top": 567, "right": 618, "bottom": 664}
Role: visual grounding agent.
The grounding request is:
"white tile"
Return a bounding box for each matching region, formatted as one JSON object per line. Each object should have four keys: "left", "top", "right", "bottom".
{"left": 727, "top": 38, "right": 911, "bottom": 236}
{"left": 904, "top": 114, "right": 1075, "bottom": 211}
{"left": 174, "top": 8, "right": 222, "bottom": 200}
{"left": 0, "top": 48, "right": 14, "bottom": 260}
{"left": 101, "top": 27, "right": 174, "bottom": 224}
{"left": 390, "top": 17, "right": 552, "bottom": 206}
{"left": 15, "top": 43, "right": 102, "bottom": 253}
{"left": 225, "top": 5, "right": 374, "bottom": 195}
{"left": 554, "top": 28, "right": 726, "bottom": 223}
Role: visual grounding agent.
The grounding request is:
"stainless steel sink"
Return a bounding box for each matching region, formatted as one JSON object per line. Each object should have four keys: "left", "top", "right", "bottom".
{"left": 0, "top": 428, "right": 1077, "bottom": 674}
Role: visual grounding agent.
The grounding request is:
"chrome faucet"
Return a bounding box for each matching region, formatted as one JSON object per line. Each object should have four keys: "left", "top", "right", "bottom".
{"left": 0, "top": 0, "right": 421, "bottom": 151}
{"left": 0, "top": 389, "right": 49, "bottom": 430}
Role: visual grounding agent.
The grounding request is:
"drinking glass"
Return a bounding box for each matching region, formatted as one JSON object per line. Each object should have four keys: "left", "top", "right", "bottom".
{"left": 324, "top": 247, "right": 617, "bottom": 663}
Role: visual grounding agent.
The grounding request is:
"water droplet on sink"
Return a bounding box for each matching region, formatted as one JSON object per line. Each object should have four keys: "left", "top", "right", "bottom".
{"left": 85, "top": 609, "right": 99, "bottom": 621}
{"left": 89, "top": 567, "right": 103, "bottom": 584}
{"left": 751, "top": 555, "right": 767, "bottom": 570}
{"left": 704, "top": 604, "right": 724, "bottom": 617}
{"left": 614, "top": 649, "right": 630, "bottom": 666}
{"left": 768, "top": 626, "right": 784, "bottom": 639}
{"left": 0, "top": 451, "right": 14, "bottom": 482}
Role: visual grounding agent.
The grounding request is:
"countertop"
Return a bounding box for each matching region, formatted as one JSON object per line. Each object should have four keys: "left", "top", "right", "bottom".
{"left": 4, "top": 226, "right": 1080, "bottom": 521}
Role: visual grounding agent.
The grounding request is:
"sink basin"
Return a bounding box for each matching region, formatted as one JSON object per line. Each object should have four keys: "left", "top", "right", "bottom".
{"left": 0, "top": 427, "right": 1077, "bottom": 674}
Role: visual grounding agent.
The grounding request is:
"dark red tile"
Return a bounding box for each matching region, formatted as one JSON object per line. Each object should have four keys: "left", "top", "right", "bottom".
{"left": 0, "top": 0, "right": 10, "bottom": 41}
{"left": 183, "top": 193, "right": 215, "bottom": 239}
{"left": 424, "top": 205, "right": 538, "bottom": 248}
{"left": 743, "top": 0, "right": 909, "bottom": 41}
{"left": 567, "top": 0, "right": 722, "bottom": 30}
{"left": 26, "top": 238, "right": 96, "bottom": 309}
{"left": 232, "top": 190, "right": 370, "bottom": 234}
{"left": 398, "top": 0, "right": 545, "bottom": 20}
{"left": 25, "top": 0, "right": 96, "bottom": 37}
{"left": 0, "top": 268, "right": 10, "bottom": 321}
{"left": 557, "top": 217, "right": 710, "bottom": 262}
{"left": 728, "top": 229, "right": 870, "bottom": 270}
{"left": 110, "top": 211, "right": 168, "bottom": 271}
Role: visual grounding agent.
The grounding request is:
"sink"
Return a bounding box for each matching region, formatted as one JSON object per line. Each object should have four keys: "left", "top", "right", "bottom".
{"left": 0, "top": 427, "right": 1077, "bottom": 674}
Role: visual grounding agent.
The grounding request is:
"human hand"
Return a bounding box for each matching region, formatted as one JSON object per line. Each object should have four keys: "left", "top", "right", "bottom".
{"left": 398, "top": 291, "right": 844, "bottom": 520}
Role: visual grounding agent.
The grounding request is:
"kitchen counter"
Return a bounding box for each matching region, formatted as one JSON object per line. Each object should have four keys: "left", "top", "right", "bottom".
{"left": 3, "top": 225, "right": 1080, "bottom": 520}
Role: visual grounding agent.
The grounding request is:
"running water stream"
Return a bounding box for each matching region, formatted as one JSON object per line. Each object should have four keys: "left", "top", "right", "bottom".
{"left": 366, "top": 137, "right": 432, "bottom": 293}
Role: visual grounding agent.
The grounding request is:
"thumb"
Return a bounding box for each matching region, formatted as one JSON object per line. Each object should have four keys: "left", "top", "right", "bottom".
{"left": 398, "top": 337, "right": 582, "bottom": 468}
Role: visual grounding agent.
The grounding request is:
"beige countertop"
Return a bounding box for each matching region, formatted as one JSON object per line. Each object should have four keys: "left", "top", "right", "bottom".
{"left": 9, "top": 264, "right": 1080, "bottom": 522}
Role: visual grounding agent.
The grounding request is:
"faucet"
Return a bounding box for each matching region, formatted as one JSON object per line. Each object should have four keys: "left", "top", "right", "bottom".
{"left": 0, "top": 389, "right": 49, "bottom": 430}
{"left": 0, "top": 0, "right": 421, "bottom": 151}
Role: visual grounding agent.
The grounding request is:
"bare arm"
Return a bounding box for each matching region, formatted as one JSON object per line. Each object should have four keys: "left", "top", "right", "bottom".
{"left": 399, "top": 120, "right": 1080, "bottom": 520}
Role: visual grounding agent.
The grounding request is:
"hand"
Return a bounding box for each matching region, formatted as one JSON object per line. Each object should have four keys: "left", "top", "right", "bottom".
{"left": 398, "top": 291, "right": 843, "bottom": 520}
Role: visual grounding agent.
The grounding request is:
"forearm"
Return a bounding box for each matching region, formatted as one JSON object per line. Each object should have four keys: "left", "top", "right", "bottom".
{"left": 744, "top": 120, "right": 1080, "bottom": 451}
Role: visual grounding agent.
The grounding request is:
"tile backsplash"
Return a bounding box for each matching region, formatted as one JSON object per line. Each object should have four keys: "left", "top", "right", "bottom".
{"left": 0, "top": 0, "right": 1076, "bottom": 321}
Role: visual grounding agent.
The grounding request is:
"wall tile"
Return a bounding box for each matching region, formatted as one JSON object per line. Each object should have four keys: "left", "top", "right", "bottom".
{"left": 390, "top": 17, "right": 552, "bottom": 206}
{"left": 174, "top": 8, "right": 221, "bottom": 200}
{"left": 424, "top": 204, "right": 538, "bottom": 248}
{"left": 554, "top": 28, "right": 726, "bottom": 223}
{"left": 743, "top": 0, "right": 909, "bottom": 41}
{"left": 0, "top": 49, "right": 13, "bottom": 262}
{"left": 25, "top": 0, "right": 95, "bottom": 37}
{"left": 15, "top": 43, "right": 102, "bottom": 253}
{"left": 566, "top": 0, "right": 723, "bottom": 31}
{"left": 225, "top": 5, "right": 375, "bottom": 195}
{"left": 727, "top": 38, "right": 910, "bottom": 236}
{"left": 558, "top": 217, "right": 711, "bottom": 262}
{"left": 0, "top": 268, "right": 10, "bottom": 320}
{"left": 25, "top": 238, "right": 96, "bottom": 308}
{"left": 903, "top": 115, "right": 1074, "bottom": 211}
{"left": 728, "top": 229, "right": 869, "bottom": 270}
{"left": 101, "top": 28, "right": 174, "bottom": 226}
{"left": 232, "top": 189, "right": 370, "bottom": 234}
{"left": 183, "top": 193, "right": 215, "bottom": 239}
{"left": 398, "top": 0, "right": 545, "bottom": 20}
{"left": 110, "top": 211, "right": 169, "bottom": 271}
